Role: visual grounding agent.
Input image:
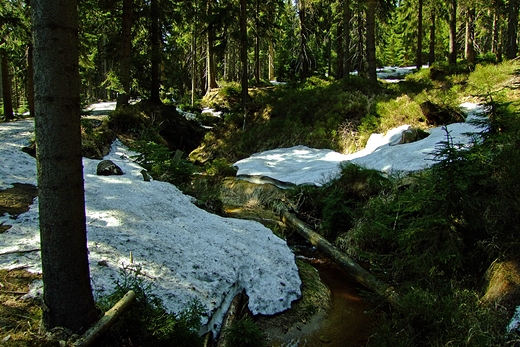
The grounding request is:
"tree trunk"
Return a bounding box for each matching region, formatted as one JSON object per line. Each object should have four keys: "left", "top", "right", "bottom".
{"left": 366, "top": 0, "right": 377, "bottom": 82}
{"left": 356, "top": 2, "right": 365, "bottom": 77}
{"left": 507, "top": 0, "right": 518, "bottom": 59}
{"left": 240, "top": 0, "right": 248, "bottom": 109}
{"left": 281, "top": 207, "right": 402, "bottom": 311}
{"left": 206, "top": 0, "right": 218, "bottom": 93}
{"left": 27, "top": 44, "right": 35, "bottom": 117}
{"left": 429, "top": 10, "right": 436, "bottom": 65}
{"left": 337, "top": 20, "right": 344, "bottom": 78}
{"left": 343, "top": 0, "right": 351, "bottom": 76}
{"left": 449, "top": 0, "right": 457, "bottom": 64}
{"left": 191, "top": 28, "right": 197, "bottom": 106}
{"left": 1, "top": 48, "right": 14, "bottom": 120}
{"left": 298, "top": 0, "right": 309, "bottom": 81}
{"left": 254, "top": 0, "right": 260, "bottom": 85}
{"left": 416, "top": 0, "right": 423, "bottom": 69}
{"left": 465, "top": 7, "right": 476, "bottom": 65}
{"left": 268, "top": 40, "right": 275, "bottom": 81}
{"left": 492, "top": 6, "right": 500, "bottom": 57}
{"left": 33, "top": 0, "right": 98, "bottom": 332}
{"left": 117, "top": 0, "right": 133, "bottom": 108}
{"left": 150, "top": 0, "right": 161, "bottom": 103}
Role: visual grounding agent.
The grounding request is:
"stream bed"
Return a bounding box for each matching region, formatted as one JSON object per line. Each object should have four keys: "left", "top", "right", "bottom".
{"left": 264, "top": 247, "right": 373, "bottom": 347}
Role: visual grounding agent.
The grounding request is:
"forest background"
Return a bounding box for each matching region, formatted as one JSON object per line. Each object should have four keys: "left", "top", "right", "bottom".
{"left": 1, "top": 0, "right": 519, "bottom": 114}
{"left": 2, "top": 0, "right": 520, "bottom": 347}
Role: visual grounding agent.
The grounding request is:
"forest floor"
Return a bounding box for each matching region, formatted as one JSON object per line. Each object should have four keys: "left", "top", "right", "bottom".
{"left": 0, "top": 183, "right": 50, "bottom": 346}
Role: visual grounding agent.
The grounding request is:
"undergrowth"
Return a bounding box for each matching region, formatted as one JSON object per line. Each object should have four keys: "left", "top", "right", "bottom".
{"left": 96, "top": 265, "right": 204, "bottom": 347}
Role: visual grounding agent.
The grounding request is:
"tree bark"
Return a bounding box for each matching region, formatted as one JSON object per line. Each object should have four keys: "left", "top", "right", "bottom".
{"left": 298, "top": 0, "right": 309, "bottom": 81}
{"left": 449, "top": 0, "right": 458, "bottom": 64}
{"left": 281, "top": 207, "right": 402, "bottom": 311}
{"left": 366, "top": 0, "right": 377, "bottom": 82}
{"left": 33, "top": 0, "right": 98, "bottom": 332}
{"left": 1, "top": 48, "right": 14, "bottom": 120}
{"left": 465, "top": 7, "right": 476, "bottom": 65}
{"left": 492, "top": 6, "right": 500, "bottom": 57}
{"left": 206, "top": 0, "right": 218, "bottom": 93}
{"left": 240, "top": 0, "right": 248, "bottom": 109}
{"left": 150, "top": 0, "right": 161, "bottom": 103}
{"left": 416, "top": 0, "right": 423, "bottom": 69}
{"left": 507, "top": 0, "right": 518, "bottom": 59}
{"left": 27, "top": 44, "right": 35, "bottom": 117}
{"left": 429, "top": 10, "right": 436, "bottom": 65}
{"left": 343, "top": 0, "right": 351, "bottom": 77}
{"left": 268, "top": 40, "right": 275, "bottom": 81}
{"left": 117, "top": 0, "right": 133, "bottom": 108}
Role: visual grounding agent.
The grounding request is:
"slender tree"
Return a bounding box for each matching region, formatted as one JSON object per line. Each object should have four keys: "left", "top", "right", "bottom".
{"left": 116, "top": 0, "right": 133, "bottom": 108}
{"left": 448, "top": 0, "right": 457, "bottom": 64}
{"left": 0, "top": 48, "right": 14, "bottom": 120}
{"left": 507, "top": 0, "right": 518, "bottom": 59}
{"left": 33, "top": 0, "right": 98, "bottom": 332}
{"left": 240, "top": 0, "right": 248, "bottom": 109}
{"left": 150, "top": 0, "right": 161, "bottom": 103}
{"left": 366, "top": 0, "right": 377, "bottom": 82}
{"left": 465, "top": 6, "right": 476, "bottom": 64}
{"left": 417, "top": 0, "right": 423, "bottom": 69}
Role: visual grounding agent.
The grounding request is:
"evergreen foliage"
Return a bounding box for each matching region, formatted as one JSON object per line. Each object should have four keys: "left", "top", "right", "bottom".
{"left": 97, "top": 265, "right": 204, "bottom": 347}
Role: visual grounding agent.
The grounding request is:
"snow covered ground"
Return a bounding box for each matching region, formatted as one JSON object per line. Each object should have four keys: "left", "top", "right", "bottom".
{"left": 235, "top": 102, "right": 487, "bottom": 187}
{"left": 0, "top": 119, "right": 301, "bottom": 335}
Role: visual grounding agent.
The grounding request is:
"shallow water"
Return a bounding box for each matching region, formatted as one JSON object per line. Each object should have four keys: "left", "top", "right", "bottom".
{"left": 269, "top": 257, "right": 373, "bottom": 347}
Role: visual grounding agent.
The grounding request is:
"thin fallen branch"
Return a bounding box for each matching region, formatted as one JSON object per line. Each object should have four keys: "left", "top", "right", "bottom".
{"left": 0, "top": 248, "right": 40, "bottom": 256}
{"left": 280, "top": 206, "right": 403, "bottom": 311}
{"left": 72, "top": 290, "right": 136, "bottom": 347}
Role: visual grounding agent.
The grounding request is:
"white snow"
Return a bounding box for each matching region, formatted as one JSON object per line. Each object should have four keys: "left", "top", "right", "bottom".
{"left": 234, "top": 103, "right": 487, "bottom": 187}
{"left": 0, "top": 119, "right": 301, "bottom": 335}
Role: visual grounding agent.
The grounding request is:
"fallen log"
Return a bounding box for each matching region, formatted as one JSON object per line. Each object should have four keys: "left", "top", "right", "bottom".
{"left": 280, "top": 207, "right": 402, "bottom": 311}
{"left": 215, "top": 290, "right": 249, "bottom": 347}
{"left": 0, "top": 248, "right": 40, "bottom": 256}
{"left": 72, "top": 290, "right": 136, "bottom": 347}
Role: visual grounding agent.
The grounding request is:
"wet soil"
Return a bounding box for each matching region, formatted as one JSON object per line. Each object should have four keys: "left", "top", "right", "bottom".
{"left": 0, "top": 183, "right": 38, "bottom": 233}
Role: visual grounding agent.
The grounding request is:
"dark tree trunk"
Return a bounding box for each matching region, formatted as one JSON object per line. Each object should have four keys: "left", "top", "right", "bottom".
{"left": 27, "top": 44, "right": 35, "bottom": 117}
{"left": 429, "top": 10, "right": 436, "bottom": 65}
{"left": 32, "top": 0, "right": 98, "bottom": 332}
{"left": 416, "top": 0, "right": 423, "bottom": 69}
{"left": 366, "top": 0, "right": 377, "bottom": 82}
{"left": 337, "top": 20, "right": 344, "bottom": 78}
{"left": 507, "top": 0, "right": 518, "bottom": 59}
{"left": 150, "top": 0, "right": 161, "bottom": 103}
{"left": 254, "top": 0, "right": 260, "bottom": 85}
{"left": 449, "top": 0, "right": 457, "bottom": 64}
{"left": 343, "top": 0, "right": 351, "bottom": 76}
{"left": 206, "top": 0, "right": 218, "bottom": 93}
{"left": 117, "top": 0, "right": 133, "bottom": 108}
{"left": 240, "top": 0, "right": 248, "bottom": 109}
{"left": 356, "top": 2, "right": 365, "bottom": 77}
{"left": 465, "top": 7, "right": 476, "bottom": 64}
{"left": 1, "top": 48, "right": 14, "bottom": 120}
{"left": 492, "top": 4, "right": 501, "bottom": 57}
{"left": 298, "top": 0, "right": 309, "bottom": 81}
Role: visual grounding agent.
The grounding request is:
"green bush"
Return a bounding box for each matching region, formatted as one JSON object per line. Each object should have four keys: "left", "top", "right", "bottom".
{"left": 97, "top": 265, "right": 204, "bottom": 347}
{"left": 224, "top": 317, "right": 265, "bottom": 347}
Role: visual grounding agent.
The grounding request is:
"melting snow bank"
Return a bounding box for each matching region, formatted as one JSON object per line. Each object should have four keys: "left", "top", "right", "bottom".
{"left": 508, "top": 306, "right": 520, "bottom": 333}
{"left": 234, "top": 102, "right": 487, "bottom": 187}
{"left": 0, "top": 120, "right": 301, "bottom": 335}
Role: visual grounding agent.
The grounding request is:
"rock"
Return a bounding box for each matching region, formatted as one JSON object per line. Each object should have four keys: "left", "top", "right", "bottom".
{"left": 96, "top": 160, "right": 123, "bottom": 176}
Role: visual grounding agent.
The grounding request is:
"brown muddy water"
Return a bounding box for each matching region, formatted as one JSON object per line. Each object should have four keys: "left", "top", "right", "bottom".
{"left": 268, "top": 250, "right": 373, "bottom": 347}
